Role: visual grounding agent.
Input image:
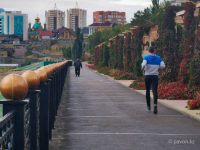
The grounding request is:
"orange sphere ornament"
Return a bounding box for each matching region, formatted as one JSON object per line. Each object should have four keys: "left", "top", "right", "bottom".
{"left": 0, "top": 74, "right": 28, "bottom": 100}
{"left": 34, "top": 70, "right": 48, "bottom": 83}
{"left": 55, "top": 64, "right": 59, "bottom": 70}
{"left": 50, "top": 65, "right": 55, "bottom": 73}
{"left": 46, "top": 65, "right": 53, "bottom": 75}
{"left": 49, "top": 64, "right": 55, "bottom": 72}
{"left": 39, "top": 66, "right": 51, "bottom": 78}
{"left": 22, "top": 70, "right": 40, "bottom": 89}
{"left": 52, "top": 64, "right": 57, "bottom": 71}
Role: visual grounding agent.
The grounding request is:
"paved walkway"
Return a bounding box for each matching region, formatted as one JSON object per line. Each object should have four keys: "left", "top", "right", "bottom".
{"left": 114, "top": 80, "right": 200, "bottom": 122}
{"left": 50, "top": 65, "right": 200, "bottom": 150}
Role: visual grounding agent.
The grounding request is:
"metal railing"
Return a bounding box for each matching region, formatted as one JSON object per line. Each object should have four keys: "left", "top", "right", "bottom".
{"left": 0, "top": 60, "right": 72, "bottom": 150}
{"left": 0, "top": 111, "right": 15, "bottom": 150}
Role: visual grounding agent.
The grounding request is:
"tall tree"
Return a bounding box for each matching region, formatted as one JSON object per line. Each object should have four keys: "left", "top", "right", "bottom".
{"left": 151, "top": 0, "right": 159, "bottom": 14}
{"left": 179, "top": 2, "right": 196, "bottom": 84}
{"left": 155, "top": 6, "right": 182, "bottom": 82}
{"left": 72, "top": 28, "right": 84, "bottom": 60}
{"left": 62, "top": 46, "right": 72, "bottom": 59}
{"left": 103, "top": 43, "right": 110, "bottom": 67}
{"left": 130, "top": 8, "right": 151, "bottom": 26}
{"left": 149, "top": 1, "right": 171, "bottom": 26}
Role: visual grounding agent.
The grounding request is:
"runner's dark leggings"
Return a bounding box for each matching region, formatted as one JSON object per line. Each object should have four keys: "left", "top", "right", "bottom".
{"left": 145, "top": 75, "right": 158, "bottom": 107}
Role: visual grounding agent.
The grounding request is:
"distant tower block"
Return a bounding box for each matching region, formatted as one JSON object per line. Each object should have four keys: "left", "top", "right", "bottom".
{"left": 45, "top": 4, "right": 65, "bottom": 30}
{"left": 67, "top": 2, "right": 87, "bottom": 31}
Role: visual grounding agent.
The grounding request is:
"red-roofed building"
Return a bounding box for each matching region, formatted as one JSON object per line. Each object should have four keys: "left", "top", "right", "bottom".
{"left": 38, "top": 31, "right": 54, "bottom": 40}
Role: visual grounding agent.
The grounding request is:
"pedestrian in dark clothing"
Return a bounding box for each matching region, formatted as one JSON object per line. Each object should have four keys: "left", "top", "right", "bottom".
{"left": 141, "top": 46, "right": 165, "bottom": 114}
{"left": 74, "top": 58, "right": 82, "bottom": 76}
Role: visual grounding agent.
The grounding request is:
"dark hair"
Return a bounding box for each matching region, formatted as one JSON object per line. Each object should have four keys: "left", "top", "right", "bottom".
{"left": 149, "top": 46, "right": 154, "bottom": 53}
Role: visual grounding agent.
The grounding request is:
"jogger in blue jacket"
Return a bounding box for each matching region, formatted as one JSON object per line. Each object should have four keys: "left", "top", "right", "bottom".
{"left": 141, "top": 46, "right": 165, "bottom": 114}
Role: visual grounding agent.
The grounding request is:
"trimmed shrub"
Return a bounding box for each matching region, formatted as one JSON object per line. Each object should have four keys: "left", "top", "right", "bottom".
{"left": 129, "top": 77, "right": 145, "bottom": 90}
{"left": 88, "top": 61, "right": 95, "bottom": 64}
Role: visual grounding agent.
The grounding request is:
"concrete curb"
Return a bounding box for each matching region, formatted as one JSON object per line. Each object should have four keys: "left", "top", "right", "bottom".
{"left": 157, "top": 100, "right": 200, "bottom": 122}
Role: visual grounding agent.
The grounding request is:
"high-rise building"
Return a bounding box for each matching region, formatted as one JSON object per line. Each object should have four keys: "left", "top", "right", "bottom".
{"left": 45, "top": 4, "right": 65, "bottom": 31}
{"left": 170, "top": 0, "right": 190, "bottom": 5}
{"left": 170, "top": 0, "right": 182, "bottom": 5}
{"left": 0, "top": 8, "right": 28, "bottom": 40}
{"left": 67, "top": 2, "right": 87, "bottom": 31}
{"left": 93, "top": 11, "right": 126, "bottom": 25}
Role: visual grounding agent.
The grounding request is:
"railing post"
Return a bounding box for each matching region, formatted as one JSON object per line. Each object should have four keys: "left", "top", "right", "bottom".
{"left": 48, "top": 75, "right": 54, "bottom": 139}
{"left": 0, "top": 100, "right": 30, "bottom": 150}
{"left": 52, "top": 72, "right": 56, "bottom": 127}
{"left": 37, "top": 82, "right": 49, "bottom": 150}
{"left": 58, "top": 69, "right": 61, "bottom": 103}
{"left": 55, "top": 70, "right": 59, "bottom": 114}
{"left": 47, "top": 79, "right": 51, "bottom": 140}
{"left": 61, "top": 66, "right": 64, "bottom": 92}
{"left": 25, "top": 90, "right": 40, "bottom": 150}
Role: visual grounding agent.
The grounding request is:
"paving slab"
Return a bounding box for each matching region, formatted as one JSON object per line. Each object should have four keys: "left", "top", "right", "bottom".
{"left": 50, "top": 64, "right": 200, "bottom": 150}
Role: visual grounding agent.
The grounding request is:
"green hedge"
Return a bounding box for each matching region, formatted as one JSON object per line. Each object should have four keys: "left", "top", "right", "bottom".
{"left": 88, "top": 61, "right": 95, "bottom": 64}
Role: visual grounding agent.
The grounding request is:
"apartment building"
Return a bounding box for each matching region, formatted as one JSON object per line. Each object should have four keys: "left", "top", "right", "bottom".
{"left": 45, "top": 4, "right": 65, "bottom": 31}
{"left": 0, "top": 8, "right": 28, "bottom": 40}
{"left": 67, "top": 4, "right": 87, "bottom": 31}
{"left": 93, "top": 11, "right": 126, "bottom": 25}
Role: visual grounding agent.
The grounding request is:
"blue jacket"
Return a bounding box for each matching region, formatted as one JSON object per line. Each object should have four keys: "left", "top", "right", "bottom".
{"left": 74, "top": 60, "right": 82, "bottom": 68}
{"left": 141, "top": 54, "right": 165, "bottom": 75}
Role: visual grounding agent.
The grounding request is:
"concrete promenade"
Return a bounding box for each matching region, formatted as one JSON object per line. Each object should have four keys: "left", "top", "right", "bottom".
{"left": 49, "top": 65, "right": 200, "bottom": 150}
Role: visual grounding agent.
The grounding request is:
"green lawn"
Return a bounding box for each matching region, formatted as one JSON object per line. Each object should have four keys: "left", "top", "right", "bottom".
{"left": 0, "top": 93, "right": 4, "bottom": 118}
{"left": 31, "top": 66, "right": 40, "bottom": 71}
{"left": 13, "top": 62, "right": 40, "bottom": 71}
{"left": 0, "top": 92, "right": 4, "bottom": 100}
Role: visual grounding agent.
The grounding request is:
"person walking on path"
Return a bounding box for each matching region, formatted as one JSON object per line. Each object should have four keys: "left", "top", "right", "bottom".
{"left": 141, "top": 46, "right": 165, "bottom": 114}
{"left": 74, "top": 58, "right": 82, "bottom": 77}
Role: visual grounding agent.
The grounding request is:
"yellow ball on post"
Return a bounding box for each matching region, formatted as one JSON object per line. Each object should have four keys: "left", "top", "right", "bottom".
{"left": 0, "top": 74, "right": 28, "bottom": 100}
{"left": 22, "top": 70, "right": 40, "bottom": 89}
{"left": 34, "top": 70, "right": 48, "bottom": 83}
{"left": 39, "top": 66, "right": 51, "bottom": 78}
{"left": 46, "top": 65, "right": 53, "bottom": 75}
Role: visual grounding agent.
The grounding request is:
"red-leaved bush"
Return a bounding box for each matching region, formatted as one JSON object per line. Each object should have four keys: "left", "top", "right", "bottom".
{"left": 129, "top": 77, "right": 145, "bottom": 90}
{"left": 158, "top": 82, "right": 198, "bottom": 100}
{"left": 88, "top": 66, "right": 135, "bottom": 80}
{"left": 187, "top": 100, "right": 200, "bottom": 110}
{"left": 186, "top": 92, "right": 200, "bottom": 109}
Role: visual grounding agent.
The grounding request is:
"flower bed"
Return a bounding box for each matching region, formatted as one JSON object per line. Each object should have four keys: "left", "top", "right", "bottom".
{"left": 88, "top": 66, "right": 136, "bottom": 80}
{"left": 129, "top": 77, "right": 145, "bottom": 90}
{"left": 157, "top": 82, "right": 198, "bottom": 100}
{"left": 85, "top": 64, "right": 94, "bottom": 67}
{"left": 186, "top": 100, "right": 200, "bottom": 110}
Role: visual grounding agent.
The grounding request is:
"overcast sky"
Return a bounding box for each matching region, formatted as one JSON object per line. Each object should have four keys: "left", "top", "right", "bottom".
{"left": 1, "top": 0, "right": 152, "bottom": 27}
